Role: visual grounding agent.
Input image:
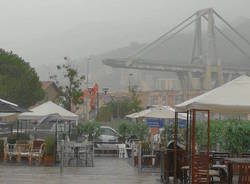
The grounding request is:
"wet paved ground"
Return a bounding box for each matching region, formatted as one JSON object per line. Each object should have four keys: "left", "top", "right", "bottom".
{"left": 0, "top": 158, "right": 161, "bottom": 184}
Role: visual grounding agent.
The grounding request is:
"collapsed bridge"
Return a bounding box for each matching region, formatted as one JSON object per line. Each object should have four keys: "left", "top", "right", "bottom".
{"left": 103, "top": 8, "right": 250, "bottom": 99}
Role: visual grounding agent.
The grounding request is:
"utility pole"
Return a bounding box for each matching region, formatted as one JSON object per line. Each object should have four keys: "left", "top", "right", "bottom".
{"left": 85, "top": 57, "right": 91, "bottom": 121}
{"left": 96, "top": 90, "right": 99, "bottom": 118}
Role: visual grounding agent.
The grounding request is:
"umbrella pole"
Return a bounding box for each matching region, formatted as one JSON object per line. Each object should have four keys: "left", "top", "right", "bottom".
{"left": 189, "top": 110, "right": 192, "bottom": 182}
{"left": 191, "top": 109, "right": 196, "bottom": 184}
{"left": 55, "top": 119, "right": 58, "bottom": 162}
{"left": 17, "top": 120, "right": 19, "bottom": 138}
{"left": 174, "top": 112, "right": 178, "bottom": 184}
{"left": 186, "top": 111, "right": 189, "bottom": 153}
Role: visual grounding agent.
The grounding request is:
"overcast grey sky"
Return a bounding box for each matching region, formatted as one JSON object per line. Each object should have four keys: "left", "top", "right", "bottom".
{"left": 0, "top": 0, "right": 250, "bottom": 67}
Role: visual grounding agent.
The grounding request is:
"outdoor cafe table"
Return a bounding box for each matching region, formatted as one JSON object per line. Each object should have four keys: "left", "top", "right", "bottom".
{"left": 224, "top": 157, "right": 250, "bottom": 184}
{"left": 65, "top": 142, "right": 91, "bottom": 167}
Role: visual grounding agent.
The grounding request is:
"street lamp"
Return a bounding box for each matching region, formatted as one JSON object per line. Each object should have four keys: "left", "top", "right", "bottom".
{"left": 102, "top": 87, "right": 109, "bottom": 95}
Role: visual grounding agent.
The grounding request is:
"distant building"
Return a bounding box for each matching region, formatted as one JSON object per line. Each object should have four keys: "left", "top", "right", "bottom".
{"left": 106, "top": 90, "right": 177, "bottom": 108}
{"left": 107, "top": 89, "right": 203, "bottom": 109}
{"left": 74, "top": 88, "right": 203, "bottom": 121}
{"left": 41, "top": 81, "right": 59, "bottom": 102}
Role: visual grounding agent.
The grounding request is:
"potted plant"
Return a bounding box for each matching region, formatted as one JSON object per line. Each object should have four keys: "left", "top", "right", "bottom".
{"left": 76, "top": 122, "right": 85, "bottom": 142}
{"left": 82, "top": 121, "right": 101, "bottom": 141}
{"left": 7, "top": 133, "right": 17, "bottom": 144}
{"left": 44, "top": 136, "right": 56, "bottom": 166}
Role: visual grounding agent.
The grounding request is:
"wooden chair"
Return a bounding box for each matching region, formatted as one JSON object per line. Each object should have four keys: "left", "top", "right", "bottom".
{"left": 211, "top": 152, "right": 230, "bottom": 165}
{"left": 238, "top": 163, "right": 250, "bottom": 184}
{"left": 178, "top": 150, "right": 189, "bottom": 183}
{"left": 28, "top": 142, "right": 45, "bottom": 165}
{"left": 141, "top": 143, "right": 156, "bottom": 168}
{"left": 209, "top": 152, "right": 230, "bottom": 183}
{"left": 16, "top": 143, "right": 31, "bottom": 161}
{"left": 4, "top": 143, "right": 18, "bottom": 161}
{"left": 192, "top": 154, "right": 210, "bottom": 184}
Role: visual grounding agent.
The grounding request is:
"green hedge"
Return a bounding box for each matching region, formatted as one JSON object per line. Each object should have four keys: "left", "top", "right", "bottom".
{"left": 117, "top": 121, "right": 148, "bottom": 141}
{"left": 196, "top": 120, "right": 250, "bottom": 154}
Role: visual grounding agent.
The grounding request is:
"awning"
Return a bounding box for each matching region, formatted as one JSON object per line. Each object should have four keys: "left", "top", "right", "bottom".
{"left": 176, "top": 75, "right": 250, "bottom": 114}
{"left": 18, "top": 101, "right": 78, "bottom": 121}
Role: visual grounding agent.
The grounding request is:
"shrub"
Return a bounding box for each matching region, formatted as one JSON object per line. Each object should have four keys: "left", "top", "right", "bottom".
{"left": 7, "top": 134, "right": 17, "bottom": 144}
{"left": 44, "top": 136, "right": 56, "bottom": 156}
{"left": 195, "top": 120, "right": 250, "bottom": 154}
{"left": 130, "top": 122, "right": 148, "bottom": 141}
{"left": 0, "top": 139, "right": 4, "bottom": 156}
{"left": 223, "top": 120, "right": 250, "bottom": 155}
{"left": 117, "top": 121, "right": 131, "bottom": 138}
{"left": 163, "top": 124, "right": 174, "bottom": 142}
{"left": 81, "top": 122, "right": 101, "bottom": 141}
{"left": 76, "top": 123, "right": 84, "bottom": 137}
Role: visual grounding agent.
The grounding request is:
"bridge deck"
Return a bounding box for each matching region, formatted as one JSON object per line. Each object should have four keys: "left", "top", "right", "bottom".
{"left": 103, "top": 58, "right": 250, "bottom": 74}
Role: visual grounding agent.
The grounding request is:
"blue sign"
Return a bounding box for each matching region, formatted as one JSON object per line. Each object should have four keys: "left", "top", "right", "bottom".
{"left": 146, "top": 118, "right": 164, "bottom": 128}
{"left": 178, "top": 119, "right": 186, "bottom": 128}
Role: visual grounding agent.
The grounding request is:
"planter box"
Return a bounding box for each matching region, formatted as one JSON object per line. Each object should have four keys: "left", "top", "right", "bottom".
{"left": 0, "top": 152, "right": 3, "bottom": 160}
{"left": 44, "top": 155, "right": 55, "bottom": 166}
{"left": 134, "top": 156, "right": 138, "bottom": 166}
{"left": 233, "top": 164, "right": 239, "bottom": 174}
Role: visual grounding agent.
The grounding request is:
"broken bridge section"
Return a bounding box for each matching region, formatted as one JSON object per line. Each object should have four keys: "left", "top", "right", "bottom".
{"left": 103, "top": 8, "right": 250, "bottom": 100}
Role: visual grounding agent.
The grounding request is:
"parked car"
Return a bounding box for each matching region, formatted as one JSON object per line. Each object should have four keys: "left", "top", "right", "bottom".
{"left": 97, "top": 126, "right": 121, "bottom": 143}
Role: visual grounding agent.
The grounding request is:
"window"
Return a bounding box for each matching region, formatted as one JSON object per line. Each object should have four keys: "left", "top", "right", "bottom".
{"left": 101, "top": 128, "right": 117, "bottom": 136}
{"left": 148, "top": 96, "right": 158, "bottom": 105}
{"left": 162, "top": 96, "right": 167, "bottom": 105}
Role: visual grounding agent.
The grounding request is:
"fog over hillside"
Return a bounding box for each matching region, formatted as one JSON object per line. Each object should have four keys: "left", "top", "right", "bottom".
{"left": 1, "top": 1, "right": 250, "bottom": 92}
{"left": 35, "top": 17, "right": 250, "bottom": 91}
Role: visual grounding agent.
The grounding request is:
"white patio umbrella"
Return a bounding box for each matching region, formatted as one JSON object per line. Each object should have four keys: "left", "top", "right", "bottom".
{"left": 125, "top": 109, "right": 151, "bottom": 119}
{"left": 126, "top": 105, "right": 186, "bottom": 119}
{"left": 176, "top": 75, "right": 250, "bottom": 113}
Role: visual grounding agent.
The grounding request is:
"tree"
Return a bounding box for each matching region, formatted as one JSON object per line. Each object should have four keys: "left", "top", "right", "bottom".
{"left": 118, "top": 121, "right": 131, "bottom": 138}
{"left": 128, "top": 87, "right": 142, "bottom": 113}
{"left": 97, "top": 87, "right": 142, "bottom": 121}
{"left": 96, "top": 103, "right": 113, "bottom": 122}
{"left": 0, "top": 49, "right": 44, "bottom": 107}
{"left": 50, "top": 60, "right": 84, "bottom": 111}
{"left": 130, "top": 122, "right": 148, "bottom": 141}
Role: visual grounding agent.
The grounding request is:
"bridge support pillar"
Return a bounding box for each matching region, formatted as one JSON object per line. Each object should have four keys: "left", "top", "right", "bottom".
{"left": 203, "top": 63, "right": 224, "bottom": 90}
{"left": 177, "top": 72, "right": 193, "bottom": 100}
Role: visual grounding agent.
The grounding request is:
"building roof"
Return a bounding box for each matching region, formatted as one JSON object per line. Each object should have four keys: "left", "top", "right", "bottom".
{"left": 0, "top": 99, "right": 27, "bottom": 113}
{"left": 41, "top": 81, "right": 57, "bottom": 90}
